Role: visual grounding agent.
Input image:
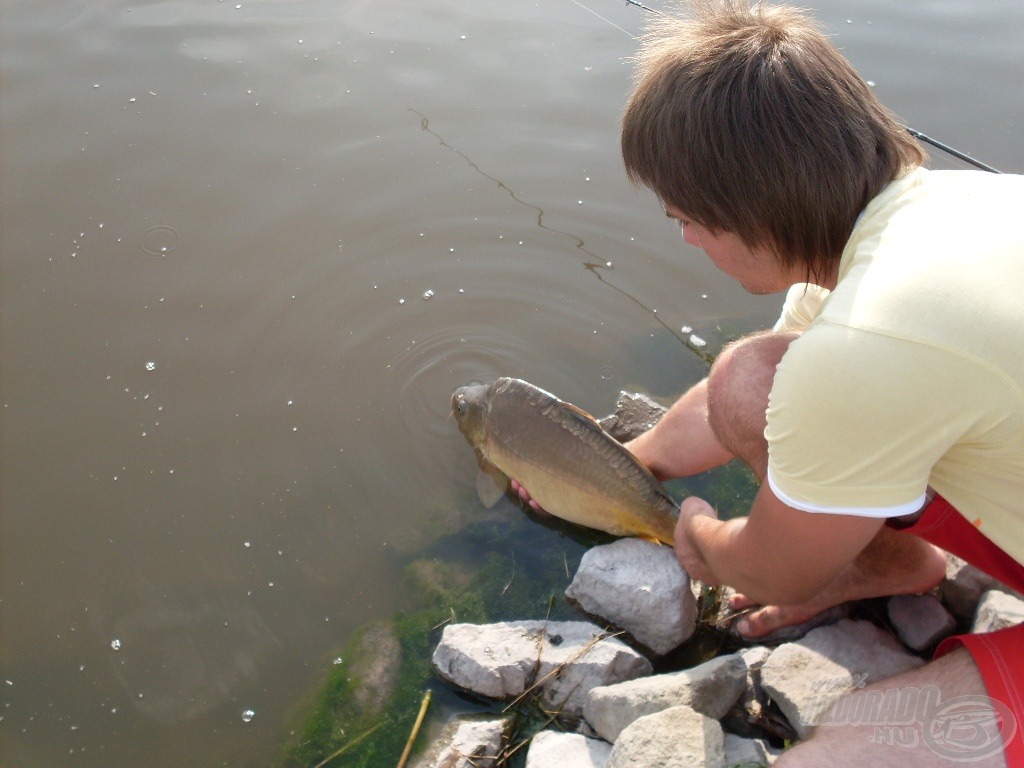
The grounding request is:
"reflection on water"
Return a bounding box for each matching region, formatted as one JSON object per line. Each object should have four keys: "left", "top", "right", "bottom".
{"left": 1, "top": 0, "right": 1020, "bottom": 765}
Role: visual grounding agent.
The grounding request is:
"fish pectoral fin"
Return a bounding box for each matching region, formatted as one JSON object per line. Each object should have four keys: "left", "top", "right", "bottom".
{"left": 475, "top": 466, "right": 508, "bottom": 509}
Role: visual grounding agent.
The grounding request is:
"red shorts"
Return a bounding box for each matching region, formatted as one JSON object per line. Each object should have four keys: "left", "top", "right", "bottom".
{"left": 896, "top": 495, "right": 1024, "bottom": 764}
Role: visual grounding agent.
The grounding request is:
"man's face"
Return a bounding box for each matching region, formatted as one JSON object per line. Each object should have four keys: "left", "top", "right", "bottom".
{"left": 664, "top": 203, "right": 792, "bottom": 295}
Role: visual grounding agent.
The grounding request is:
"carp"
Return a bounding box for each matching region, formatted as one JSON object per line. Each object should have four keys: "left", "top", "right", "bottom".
{"left": 451, "top": 377, "right": 678, "bottom": 544}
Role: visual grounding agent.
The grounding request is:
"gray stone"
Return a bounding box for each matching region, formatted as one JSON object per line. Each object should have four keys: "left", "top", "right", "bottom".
{"left": 583, "top": 653, "right": 746, "bottom": 742}
{"left": 723, "top": 733, "right": 782, "bottom": 766}
{"left": 566, "top": 539, "right": 696, "bottom": 656}
{"left": 972, "top": 589, "right": 1024, "bottom": 633}
{"left": 759, "top": 619, "right": 924, "bottom": 740}
{"left": 413, "top": 715, "right": 510, "bottom": 768}
{"left": 721, "top": 645, "right": 787, "bottom": 740}
{"left": 432, "top": 621, "right": 652, "bottom": 717}
{"left": 598, "top": 391, "right": 667, "bottom": 442}
{"left": 525, "top": 730, "right": 611, "bottom": 768}
{"left": 940, "top": 554, "right": 1004, "bottom": 622}
{"left": 886, "top": 593, "right": 957, "bottom": 651}
{"left": 605, "top": 705, "right": 725, "bottom": 768}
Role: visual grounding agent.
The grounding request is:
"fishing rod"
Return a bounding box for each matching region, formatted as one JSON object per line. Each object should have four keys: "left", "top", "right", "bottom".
{"left": 605, "top": 0, "right": 1003, "bottom": 173}
{"left": 904, "top": 128, "right": 1001, "bottom": 174}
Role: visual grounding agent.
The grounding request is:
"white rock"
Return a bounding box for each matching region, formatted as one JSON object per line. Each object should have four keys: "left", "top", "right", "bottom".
{"left": 759, "top": 619, "right": 924, "bottom": 739}
{"left": 525, "top": 730, "right": 611, "bottom": 768}
{"left": 583, "top": 653, "right": 747, "bottom": 742}
{"left": 432, "top": 621, "right": 652, "bottom": 717}
{"left": 566, "top": 539, "right": 696, "bottom": 656}
{"left": 722, "top": 645, "right": 783, "bottom": 739}
{"left": 972, "top": 589, "right": 1024, "bottom": 633}
{"left": 605, "top": 705, "right": 724, "bottom": 768}
{"left": 940, "top": 554, "right": 1004, "bottom": 622}
{"left": 412, "top": 716, "right": 509, "bottom": 768}
{"left": 886, "top": 593, "right": 957, "bottom": 651}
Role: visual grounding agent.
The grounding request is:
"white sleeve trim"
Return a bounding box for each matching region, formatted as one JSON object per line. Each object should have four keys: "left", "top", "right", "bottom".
{"left": 766, "top": 467, "right": 928, "bottom": 519}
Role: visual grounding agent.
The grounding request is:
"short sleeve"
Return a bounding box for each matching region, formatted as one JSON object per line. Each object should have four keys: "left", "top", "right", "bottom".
{"left": 765, "top": 324, "right": 972, "bottom": 516}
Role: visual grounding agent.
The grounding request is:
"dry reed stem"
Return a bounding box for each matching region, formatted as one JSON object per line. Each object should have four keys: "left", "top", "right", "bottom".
{"left": 396, "top": 690, "right": 432, "bottom": 768}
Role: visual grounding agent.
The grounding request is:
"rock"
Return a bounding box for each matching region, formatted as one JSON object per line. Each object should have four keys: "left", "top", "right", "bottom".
{"left": 565, "top": 539, "right": 696, "bottom": 656}
{"left": 525, "top": 730, "right": 612, "bottom": 768}
{"left": 972, "top": 589, "right": 1024, "bottom": 633}
{"left": 723, "top": 733, "right": 782, "bottom": 766}
{"left": 412, "top": 715, "right": 510, "bottom": 768}
{"left": 720, "top": 645, "right": 797, "bottom": 742}
{"left": 604, "top": 705, "right": 725, "bottom": 768}
{"left": 598, "top": 391, "right": 667, "bottom": 442}
{"left": 939, "top": 554, "right": 1004, "bottom": 622}
{"left": 759, "top": 619, "right": 925, "bottom": 740}
{"left": 583, "top": 653, "right": 746, "bottom": 742}
{"left": 431, "top": 621, "right": 652, "bottom": 717}
{"left": 886, "top": 594, "right": 957, "bottom": 651}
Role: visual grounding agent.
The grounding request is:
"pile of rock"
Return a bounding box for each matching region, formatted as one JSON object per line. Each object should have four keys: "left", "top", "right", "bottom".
{"left": 412, "top": 392, "right": 1024, "bottom": 767}
{"left": 418, "top": 545, "right": 1023, "bottom": 767}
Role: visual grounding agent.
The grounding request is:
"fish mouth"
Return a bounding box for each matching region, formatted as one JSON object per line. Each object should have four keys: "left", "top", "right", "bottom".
{"left": 451, "top": 388, "right": 468, "bottom": 417}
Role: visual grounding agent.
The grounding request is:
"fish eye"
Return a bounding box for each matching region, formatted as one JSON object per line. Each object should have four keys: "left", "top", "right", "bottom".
{"left": 455, "top": 394, "right": 467, "bottom": 415}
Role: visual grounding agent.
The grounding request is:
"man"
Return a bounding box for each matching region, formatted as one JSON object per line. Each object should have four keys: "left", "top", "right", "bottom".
{"left": 520, "top": 1, "right": 1024, "bottom": 764}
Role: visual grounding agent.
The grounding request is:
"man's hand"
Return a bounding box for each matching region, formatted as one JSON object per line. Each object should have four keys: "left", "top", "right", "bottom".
{"left": 673, "top": 496, "right": 720, "bottom": 584}
{"left": 510, "top": 479, "right": 545, "bottom": 513}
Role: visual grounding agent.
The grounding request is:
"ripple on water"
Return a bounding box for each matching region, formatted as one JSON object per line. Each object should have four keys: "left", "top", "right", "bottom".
{"left": 140, "top": 224, "right": 180, "bottom": 257}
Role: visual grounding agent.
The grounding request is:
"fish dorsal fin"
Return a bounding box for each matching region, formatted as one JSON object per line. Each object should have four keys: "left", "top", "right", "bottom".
{"left": 544, "top": 397, "right": 609, "bottom": 443}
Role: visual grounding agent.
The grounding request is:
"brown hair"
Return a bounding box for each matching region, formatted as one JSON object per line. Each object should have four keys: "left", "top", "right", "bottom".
{"left": 621, "top": 0, "right": 925, "bottom": 280}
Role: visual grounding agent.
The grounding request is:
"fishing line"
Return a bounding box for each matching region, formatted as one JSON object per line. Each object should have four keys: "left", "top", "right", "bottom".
{"left": 572, "top": 0, "right": 1002, "bottom": 173}
{"left": 410, "top": 109, "right": 712, "bottom": 364}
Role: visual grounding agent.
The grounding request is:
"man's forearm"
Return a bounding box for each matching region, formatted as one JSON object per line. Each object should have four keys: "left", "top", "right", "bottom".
{"left": 626, "top": 377, "right": 734, "bottom": 480}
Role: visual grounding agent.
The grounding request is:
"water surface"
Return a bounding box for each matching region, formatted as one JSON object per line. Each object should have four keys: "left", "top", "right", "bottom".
{"left": 1, "top": 1, "right": 1021, "bottom": 765}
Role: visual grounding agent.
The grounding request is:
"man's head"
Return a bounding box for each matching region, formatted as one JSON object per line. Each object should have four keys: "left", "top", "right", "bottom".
{"left": 621, "top": 0, "right": 924, "bottom": 284}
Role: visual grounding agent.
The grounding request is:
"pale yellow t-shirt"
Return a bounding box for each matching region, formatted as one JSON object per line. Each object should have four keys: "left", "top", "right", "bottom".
{"left": 765, "top": 168, "right": 1024, "bottom": 564}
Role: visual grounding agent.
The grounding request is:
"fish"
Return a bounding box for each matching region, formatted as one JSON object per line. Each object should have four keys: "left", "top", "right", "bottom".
{"left": 451, "top": 377, "right": 679, "bottom": 544}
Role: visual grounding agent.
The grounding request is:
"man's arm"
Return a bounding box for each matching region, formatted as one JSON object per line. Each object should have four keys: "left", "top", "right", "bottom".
{"left": 626, "top": 377, "right": 735, "bottom": 480}
{"left": 676, "top": 484, "right": 885, "bottom": 605}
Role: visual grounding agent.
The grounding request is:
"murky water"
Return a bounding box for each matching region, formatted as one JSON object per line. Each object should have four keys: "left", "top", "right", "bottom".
{"left": 1, "top": 1, "right": 1021, "bottom": 765}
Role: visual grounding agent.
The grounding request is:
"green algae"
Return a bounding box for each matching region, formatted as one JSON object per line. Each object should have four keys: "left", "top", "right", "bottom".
{"left": 277, "top": 511, "right": 588, "bottom": 768}
{"left": 278, "top": 455, "right": 759, "bottom": 767}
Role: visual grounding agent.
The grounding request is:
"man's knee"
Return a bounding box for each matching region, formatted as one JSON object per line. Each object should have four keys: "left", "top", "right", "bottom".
{"left": 706, "top": 330, "right": 797, "bottom": 448}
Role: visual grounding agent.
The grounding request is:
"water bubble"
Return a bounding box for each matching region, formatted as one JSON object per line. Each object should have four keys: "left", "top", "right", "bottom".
{"left": 110, "top": 639, "right": 121, "bottom": 651}
{"left": 241, "top": 709, "right": 255, "bottom": 723}
{"left": 332, "top": 657, "right": 344, "bottom": 665}
{"left": 599, "top": 365, "right": 615, "bottom": 381}
{"left": 145, "top": 361, "right": 156, "bottom": 372}
{"left": 422, "top": 289, "right": 434, "bottom": 300}
{"left": 689, "top": 334, "right": 707, "bottom": 348}
{"left": 140, "top": 224, "right": 179, "bottom": 257}
{"left": 680, "top": 325, "right": 692, "bottom": 334}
